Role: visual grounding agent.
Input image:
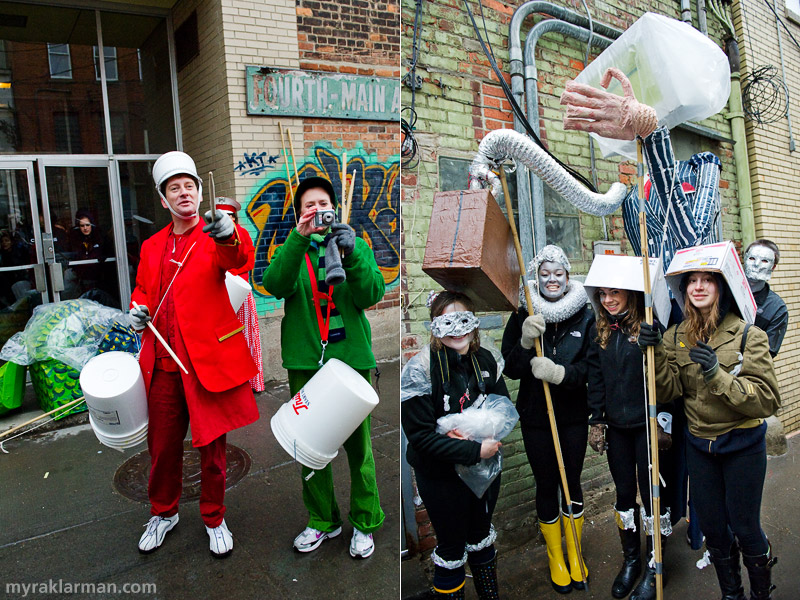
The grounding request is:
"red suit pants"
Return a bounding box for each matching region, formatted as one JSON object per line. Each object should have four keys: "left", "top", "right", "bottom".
{"left": 147, "top": 368, "right": 227, "bottom": 527}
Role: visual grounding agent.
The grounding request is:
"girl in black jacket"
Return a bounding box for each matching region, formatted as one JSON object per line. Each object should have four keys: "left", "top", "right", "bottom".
{"left": 586, "top": 286, "right": 671, "bottom": 600}
{"left": 501, "top": 245, "right": 594, "bottom": 593}
{"left": 402, "top": 291, "right": 509, "bottom": 599}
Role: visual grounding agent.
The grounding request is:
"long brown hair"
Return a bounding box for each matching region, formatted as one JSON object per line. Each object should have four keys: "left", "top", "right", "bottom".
{"left": 593, "top": 289, "right": 645, "bottom": 350}
{"left": 429, "top": 291, "right": 481, "bottom": 353}
{"left": 682, "top": 293, "right": 720, "bottom": 347}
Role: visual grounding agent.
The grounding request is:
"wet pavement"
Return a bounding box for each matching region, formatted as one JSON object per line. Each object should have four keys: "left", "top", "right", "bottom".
{"left": 0, "top": 358, "right": 400, "bottom": 600}
{"left": 402, "top": 432, "right": 800, "bottom": 599}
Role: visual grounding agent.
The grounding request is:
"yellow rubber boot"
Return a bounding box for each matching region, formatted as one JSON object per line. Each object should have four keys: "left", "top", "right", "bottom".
{"left": 539, "top": 520, "right": 572, "bottom": 594}
{"left": 562, "top": 513, "right": 589, "bottom": 589}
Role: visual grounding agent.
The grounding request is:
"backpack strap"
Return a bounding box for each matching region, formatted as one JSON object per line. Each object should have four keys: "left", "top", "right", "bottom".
{"left": 740, "top": 323, "right": 751, "bottom": 355}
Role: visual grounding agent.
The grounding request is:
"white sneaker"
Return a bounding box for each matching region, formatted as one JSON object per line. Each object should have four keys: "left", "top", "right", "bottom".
{"left": 206, "top": 519, "right": 233, "bottom": 558}
{"left": 349, "top": 529, "right": 374, "bottom": 559}
{"left": 138, "top": 514, "right": 179, "bottom": 554}
{"left": 293, "top": 526, "right": 342, "bottom": 553}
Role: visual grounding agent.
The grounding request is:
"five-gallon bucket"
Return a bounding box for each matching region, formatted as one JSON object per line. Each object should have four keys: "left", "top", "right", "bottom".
{"left": 226, "top": 272, "right": 251, "bottom": 313}
{"left": 79, "top": 351, "right": 148, "bottom": 450}
{"left": 270, "top": 358, "right": 379, "bottom": 470}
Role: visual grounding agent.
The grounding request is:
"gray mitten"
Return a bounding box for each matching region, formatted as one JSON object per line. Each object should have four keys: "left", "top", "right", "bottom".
{"left": 324, "top": 237, "right": 346, "bottom": 286}
{"left": 530, "top": 356, "right": 565, "bottom": 385}
{"left": 521, "top": 314, "right": 546, "bottom": 349}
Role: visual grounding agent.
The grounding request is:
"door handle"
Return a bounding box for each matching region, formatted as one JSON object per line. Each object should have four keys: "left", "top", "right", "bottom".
{"left": 33, "top": 263, "right": 47, "bottom": 292}
{"left": 49, "top": 262, "right": 65, "bottom": 292}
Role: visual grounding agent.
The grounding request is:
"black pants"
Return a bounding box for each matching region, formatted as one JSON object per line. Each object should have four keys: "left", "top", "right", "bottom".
{"left": 606, "top": 424, "right": 667, "bottom": 517}
{"left": 521, "top": 422, "right": 587, "bottom": 522}
{"left": 686, "top": 440, "right": 769, "bottom": 556}
{"left": 414, "top": 466, "right": 500, "bottom": 564}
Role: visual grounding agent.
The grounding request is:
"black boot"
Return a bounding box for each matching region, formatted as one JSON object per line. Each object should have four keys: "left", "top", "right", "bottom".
{"left": 611, "top": 509, "right": 641, "bottom": 599}
{"left": 470, "top": 555, "right": 500, "bottom": 600}
{"left": 630, "top": 534, "right": 666, "bottom": 600}
{"left": 742, "top": 543, "right": 777, "bottom": 600}
{"left": 430, "top": 586, "right": 465, "bottom": 599}
{"left": 707, "top": 542, "right": 746, "bottom": 600}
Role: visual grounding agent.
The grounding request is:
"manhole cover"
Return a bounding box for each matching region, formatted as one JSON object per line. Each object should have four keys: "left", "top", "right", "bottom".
{"left": 113, "top": 441, "right": 252, "bottom": 503}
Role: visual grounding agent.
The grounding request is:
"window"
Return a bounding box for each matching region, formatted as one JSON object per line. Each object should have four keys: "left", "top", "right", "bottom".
{"left": 543, "top": 184, "right": 581, "bottom": 258}
{"left": 47, "top": 43, "right": 72, "bottom": 79}
{"left": 53, "top": 112, "right": 82, "bottom": 153}
{"left": 93, "top": 46, "right": 118, "bottom": 81}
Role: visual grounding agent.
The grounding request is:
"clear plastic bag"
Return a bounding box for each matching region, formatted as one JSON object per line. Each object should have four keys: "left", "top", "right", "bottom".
{"left": 574, "top": 12, "right": 730, "bottom": 160}
{"left": 0, "top": 299, "right": 128, "bottom": 370}
{"left": 436, "top": 394, "right": 520, "bottom": 498}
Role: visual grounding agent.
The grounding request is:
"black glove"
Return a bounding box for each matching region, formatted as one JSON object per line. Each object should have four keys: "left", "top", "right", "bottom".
{"left": 689, "top": 341, "right": 719, "bottom": 380}
{"left": 330, "top": 223, "right": 356, "bottom": 256}
{"left": 637, "top": 322, "right": 662, "bottom": 350}
{"left": 202, "top": 210, "right": 235, "bottom": 240}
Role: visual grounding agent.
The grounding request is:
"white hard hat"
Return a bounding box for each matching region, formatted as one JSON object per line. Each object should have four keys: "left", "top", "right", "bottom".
{"left": 152, "top": 151, "right": 203, "bottom": 201}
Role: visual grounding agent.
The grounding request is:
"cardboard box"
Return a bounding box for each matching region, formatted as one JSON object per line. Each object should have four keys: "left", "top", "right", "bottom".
{"left": 422, "top": 189, "right": 521, "bottom": 311}
{"left": 664, "top": 241, "right": 756, "bottom": 324}
{"left": 584, "top": 255, "right": 671, "bottom": 325}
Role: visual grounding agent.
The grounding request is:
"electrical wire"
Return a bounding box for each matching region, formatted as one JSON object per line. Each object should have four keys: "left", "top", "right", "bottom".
{"left": 462, "top": 0, "right": 597, "bottom": 193}
{"left": 401, "top": 0, "right": 423, "bottom": 170}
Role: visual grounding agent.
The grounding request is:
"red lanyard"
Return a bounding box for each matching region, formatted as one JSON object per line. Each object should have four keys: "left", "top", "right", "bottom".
{"left": 305, "top": 253, "right": 335, "bottom": 365}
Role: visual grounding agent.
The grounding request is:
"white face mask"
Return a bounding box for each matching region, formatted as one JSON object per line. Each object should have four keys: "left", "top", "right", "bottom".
{"left": 538, "top": 260, "right": 568, "bottom": 301}
{"left": 430, "top": 310, "right": 479, "bottom": 339}
{"left": 745, "top": 246, "right": 775, "bottom": 283}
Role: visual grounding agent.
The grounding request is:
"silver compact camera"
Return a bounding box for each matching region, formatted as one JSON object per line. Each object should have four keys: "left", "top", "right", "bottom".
{"left": 313, "top": 209, "right": 337, "bottom": 228}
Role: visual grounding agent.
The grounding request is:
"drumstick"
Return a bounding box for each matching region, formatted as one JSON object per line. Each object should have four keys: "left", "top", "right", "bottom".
{"left": 131, "top": 301, "right": 189, "bottom": 375}
{"left": 209, "top": 171, "right": 217, "bottom": 222}
{"left": 0, "top": 396, "right": 86, "bottom": 441}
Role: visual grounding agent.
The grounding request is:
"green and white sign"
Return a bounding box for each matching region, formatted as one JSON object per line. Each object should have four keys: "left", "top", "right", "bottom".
{"left": 246, "top": 67, "right": 400, "bottom": 121}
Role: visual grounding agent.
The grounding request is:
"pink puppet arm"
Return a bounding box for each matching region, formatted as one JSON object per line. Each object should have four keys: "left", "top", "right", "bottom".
{"left": 560, "top": 67, "right": 658, "bottom": 140}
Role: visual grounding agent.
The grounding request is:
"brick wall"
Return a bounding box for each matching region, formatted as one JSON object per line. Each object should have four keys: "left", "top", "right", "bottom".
{"left": 401, "top": 0, "right": 750, "bottom": 553}
{"left": 732, "top": 0, "right": 800, "bottom": 433}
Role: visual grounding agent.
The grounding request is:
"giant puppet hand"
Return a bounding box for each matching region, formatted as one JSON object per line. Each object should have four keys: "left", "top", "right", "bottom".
{"left": 560, "top": 67, "right": 658, "bottom": 140}
{"left": 202, "top": 210, "right": 235, "bottom": 241}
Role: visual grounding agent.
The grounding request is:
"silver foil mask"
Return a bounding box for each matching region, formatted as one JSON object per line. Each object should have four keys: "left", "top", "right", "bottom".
{"left": 538, "top": 261, "right": 568, "bottom": 301}
{"left": 430, "top": 311, "right": 480, "bottom": 339}
{"left": 745, "top": 245, "right": 775, "bottom": 283}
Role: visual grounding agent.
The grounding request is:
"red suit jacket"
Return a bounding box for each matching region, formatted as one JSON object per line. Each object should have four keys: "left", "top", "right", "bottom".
{"left": 131, "top": 222, "right": 259, "bottom": 445}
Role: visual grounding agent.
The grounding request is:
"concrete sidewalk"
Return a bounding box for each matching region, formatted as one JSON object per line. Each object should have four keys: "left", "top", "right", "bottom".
{"left": 0, "top": 359, "right": 400, "bottom": 600}
{"left": 402, "top": 432, "right": 800, "bottom": 599}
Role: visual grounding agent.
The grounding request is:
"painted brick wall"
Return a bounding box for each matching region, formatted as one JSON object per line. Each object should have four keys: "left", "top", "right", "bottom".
{"left": 401, "top": 0, "right": 746, "bottom": 553}
{"left": 732, "top": 0, "right": 800, "bottom": 432}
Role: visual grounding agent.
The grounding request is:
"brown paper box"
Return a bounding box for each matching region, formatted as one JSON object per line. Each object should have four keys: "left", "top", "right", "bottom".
{"left": 422, "top": 189, "right": 520, "bottom": 311}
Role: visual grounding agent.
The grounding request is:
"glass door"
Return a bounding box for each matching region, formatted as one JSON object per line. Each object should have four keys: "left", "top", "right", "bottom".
{"left": 38, "top": 158, "right": 124, "bottom": 309}
{"left": 0, "top": 162, "right": 46, "bottom": 349}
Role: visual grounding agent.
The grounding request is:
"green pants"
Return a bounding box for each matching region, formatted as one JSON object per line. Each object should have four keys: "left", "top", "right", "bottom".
{"left": 288, "top": 369, "right": 385, "bottom": 534}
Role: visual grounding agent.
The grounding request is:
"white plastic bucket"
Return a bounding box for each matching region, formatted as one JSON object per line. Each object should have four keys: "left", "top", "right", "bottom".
{"left": 79, "top": 351, "right": 148, "bottom": 450}
{"left": 226, "top": 272, "right": 251, "bottom": 313}
{"left": 270, "top": 358, "right": 379, "bottom": 470}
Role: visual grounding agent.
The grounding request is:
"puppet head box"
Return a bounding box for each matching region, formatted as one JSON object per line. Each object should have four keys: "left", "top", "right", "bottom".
{"left": 422, "top": 189, "right": 520, "bottom": 311}
{"left": 665, "top": 241, "right": 756, "bottom": 324}
{"left": 584, "top": 254, "right": 671, "bottom": 324}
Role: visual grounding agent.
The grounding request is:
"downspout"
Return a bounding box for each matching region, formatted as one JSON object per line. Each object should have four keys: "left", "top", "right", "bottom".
{"left": 681, "top": 0, "right": 692, "bottom": 23}
{"left": 697, "top": 0, "right": 708, "bottom": 34}
{"left": 725, "top": 37, "right": 757, "bottom": 247}
{"left": 508, "top": 1, "right": 620, "bottom": 261}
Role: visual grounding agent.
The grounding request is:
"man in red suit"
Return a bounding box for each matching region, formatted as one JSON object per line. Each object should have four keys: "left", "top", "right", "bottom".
{"left": 129, "top": 151, "right": 259, "bottom": 558}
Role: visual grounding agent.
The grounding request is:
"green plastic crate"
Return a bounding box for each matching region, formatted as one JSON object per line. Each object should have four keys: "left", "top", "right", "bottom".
{"left": 0, "top": 362, "right": 27, "bottom": 415}
{"left": 29, "top": 359, "right": 86, "bottom": 420}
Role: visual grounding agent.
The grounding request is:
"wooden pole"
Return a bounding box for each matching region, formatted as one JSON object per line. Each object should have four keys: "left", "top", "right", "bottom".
{"left": 286, "top": 127, "right": 301, "bottom": 190}
{"left": 498, "top": 167, "right": 588, "bottom": 590}
{"left": 637, "top": 140, "right": 663, "bottom": 600}
{"left": 0, "top": 396, "right": 86, "bottom": 441}
{"left": 341, "top": 150, "right": 348, "bottom": 222}
{"left": 344, "top": 169, "right": 356, "bottom": 224}
{"left": 208, "top": 171, "right": 217, "bottom": 222}
{"left": 278, "top": 121, "right": 298, "bottom": 225}
{"left": 132, "top": 301, "right": 189, "bottom": 375}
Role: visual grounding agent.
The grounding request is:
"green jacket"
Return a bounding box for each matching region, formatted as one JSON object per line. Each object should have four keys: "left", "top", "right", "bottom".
{"left": 653, "top": 311, "right": 781, "bottom": 440}
{"left": 263, "top": 229, "right": 384, "bottom": 371}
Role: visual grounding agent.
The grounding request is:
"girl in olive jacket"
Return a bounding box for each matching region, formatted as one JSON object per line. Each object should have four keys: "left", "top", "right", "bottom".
{"left": 402, "top": 291, "right": 509, "bottom": 599}
{"left": 639, "top": 270, "right": 780, "bottom": 600}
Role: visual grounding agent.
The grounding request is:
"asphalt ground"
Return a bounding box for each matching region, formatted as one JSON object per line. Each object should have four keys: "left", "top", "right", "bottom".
{"left": 0, "top": 358, "right": 400, "bottom": 600}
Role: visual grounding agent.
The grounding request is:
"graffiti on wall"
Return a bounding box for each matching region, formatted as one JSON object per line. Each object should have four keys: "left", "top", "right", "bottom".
{"left": 242, "top": 143, "right": 399, "bottom": 313}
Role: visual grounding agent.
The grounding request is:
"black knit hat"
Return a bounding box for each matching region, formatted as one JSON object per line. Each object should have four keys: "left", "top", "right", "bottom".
{"left": 293, "top": 176, "right": 338, "bottom": 215}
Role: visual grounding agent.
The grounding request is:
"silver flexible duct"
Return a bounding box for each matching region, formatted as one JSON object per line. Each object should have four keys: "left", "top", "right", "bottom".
{"left": 468, "top": 128, "right": 627, "bottom": 217}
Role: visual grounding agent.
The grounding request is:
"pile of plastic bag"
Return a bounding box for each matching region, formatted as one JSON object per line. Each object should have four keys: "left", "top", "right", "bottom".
{"left": 436, "top": 394, "right": 519, "bottom": 498}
